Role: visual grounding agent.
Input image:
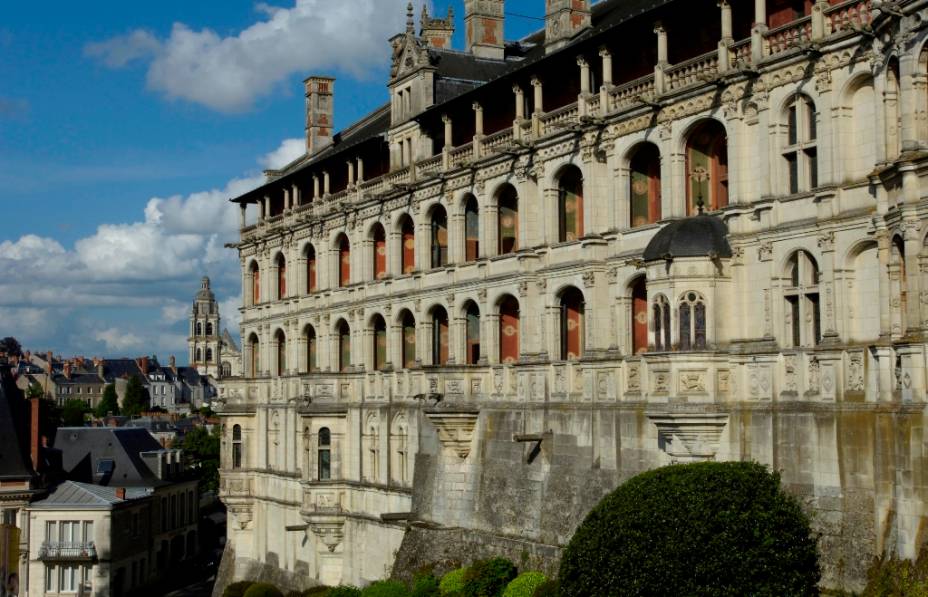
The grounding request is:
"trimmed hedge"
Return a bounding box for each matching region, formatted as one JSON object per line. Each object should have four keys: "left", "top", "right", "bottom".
{"left": 502, "top": 572, "right": 548, "bottom": 597}
{"left": 462, "top": 558, "right": 517, "bottom": 597}
{"left": 244, "top": 583, "right": 285, "bottom": 597}
{"left": 559, "top": 461, "right": 821, "bottom": 596}
{"left": 440, "top": 567, "right": 469, "bottom": 595}
{"left": 361, "top": 580, "right": 409, "bottom": 597}
{"left": 530, "top": 580, "right": 558, "bottom": 597}
{"left": 225, "top": 581, "right": 256, "bottom": 597}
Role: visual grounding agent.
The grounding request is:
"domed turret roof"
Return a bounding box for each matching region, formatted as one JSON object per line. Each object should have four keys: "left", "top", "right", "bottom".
{"left": 196, "top": 276, "right": 216, "bottom": 302}
{"left": 643, "top": 213, "right": 732, "bottom": 262}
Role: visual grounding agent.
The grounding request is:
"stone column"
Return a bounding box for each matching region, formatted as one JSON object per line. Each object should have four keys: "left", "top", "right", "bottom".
{"left": 900, "top": 54, "right": 921, "bottom": 151}
{"left": 513, "top": 85, "right": 525, "bottom": 140}
{"left": 450, "top": 211, "right": 465, "bottom": 264}
{"left": 486, "top": 313, "right": 501, "bottom": 364}
{"left": 751, "top": 0, "right": 767, "bottom": 63}
{"left": 292, "top": 184, "right": 301, "bottom": 208}
{"left": 599, "top": 47, "right": 613, "bottom": 115}
{"left": 389, "top": 229, "right": 402, "bottom": 277}
{"left": 357, "top": 157, "right": 365, "bottom": 184}
{"left": 818, "top": 233, "right": 839, "bottom": 341}
{"left": 578, "top": 56, "right": 591, "bottom": 117}
{"left": 347, "top": 160, "right": 356, "bottom": 187}
{"left": 473, "top": 102, "right": 484, "bottom": 160}
{"left": 654, "top": 23, "right": 668, "bottom": 95}
{"left": 442, "top": 114, "right": 453, "bottom": 170}
{"left": 877, "top": 230, "right": 892, "bottom": 339}
{"left": 284, "top": 187, "right": 291, "bottom": 212}
{"left": 718, "top": 0, "right": 733, "bottom": 72}
{"left": 531, "top": 77, "right": 543, "bottom": 136}
{"left": 903, "top": 218, "right": 923, "bottom": 333}
{"left": 811, "top": 1, "right": 828, "bottom": 40}
{"left": 323, "top": 171, "right": 331, "bottom": 196}
{"left": 313, "top": 175, "right": 320, "bottom": 201}
{"left": 239, "top": 203, "right": 247, "bottom": 229}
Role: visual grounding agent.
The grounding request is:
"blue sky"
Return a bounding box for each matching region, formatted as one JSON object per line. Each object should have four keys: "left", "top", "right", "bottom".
{"left": 0, "top": 0, "right": 545, "bottom": 362}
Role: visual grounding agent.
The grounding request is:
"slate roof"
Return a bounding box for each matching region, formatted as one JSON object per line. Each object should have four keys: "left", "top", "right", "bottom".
{"left": 100, "top": 359, "right": 144, "bottom": 383}
{"left": 54, "top": 427, "right": 166, "bottom": 487}
{"left": 643, "top": 213, "right": 733, "bottom": 261}
{"left": 221, "top": 329, "right": 240, "bottom": 353}
{"left": 54, "top": 373, "right": 105, "bottom": 386}
{"left": 29, "top": 480, "right": 151, "bottom": 509}
{"left": 0, "top": 361, "right": 35, "bottom": 481}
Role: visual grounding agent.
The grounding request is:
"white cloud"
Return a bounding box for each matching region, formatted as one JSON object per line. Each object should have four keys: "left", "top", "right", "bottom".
{"left": 94, "top": 327, "right": 145, "bottom": 352}
{"left": 86, "top": 0, "right": 408, "bottom": 112}
{"left": 261, "top": 138, "right": 305, "bottom": 170}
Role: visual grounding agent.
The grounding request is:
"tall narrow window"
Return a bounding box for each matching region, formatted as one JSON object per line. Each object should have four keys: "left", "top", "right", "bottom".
{"left": 318, "top": 427, "right": 331, "bottom": 480}
{"left": 338, "top": 320, "right": 351, "bottom": 372}
{"left": 631, "top": 277, "right": 648, "bottom": 354}
{"left": 196, "top": 322, "right": 202, "bottom": 336}
{"left": 464, "top": 195, "right": 480, "bottom": 262}
{"left": 306, "top": 326, "right": 317, "bottom": 372}
{"left": 372, "top": 316, "right": 387, "bottom": 371}
{"left": 465, "top": 302, "right": 481, "bottom": 365}
{"left": 560, "top": 287, "right": 585, "bottom": 360}
{"left": 276, "top": 254, "right": 287, "bottom": 299}
{"left": 195, "top": 348, "right": 202, "bottom": 362}
{"left": 784, "top": 251, "right": 821, "bottom": 347}
{"left": 432, "top": 307, "right": 449, "bottom": 365}
{"left": 248, "top": 334, "right": 259, "bottom": 376}
{"left": 498, "top": 295, "right": 520, "bottom": 364}
{"left": 205, "top": 348, "right": 213, "bottom": 362}
{"left": 400, "top": 216, "right": 416, "bottom": 274}
{"left": 558, "top": 167, "right": 584, "bottom": 242}
{"left": 306, "top": 245, "right": 318, "bottom": 292}
{"left": 653, "top": 295, "right": 671, "bottom": 351}
{"left": 337, "top": 234, "right": 351, "bottom": 287}
{"left": 372, "top": 224, "right": 387, "bottom": 280}
{"left": 205, "top": 322, "right": 213, "bottom": 336}
{"left": 498, "top": 186, "right": 519, "bottom": 254}
{"left": 275, "top": 330, "right": 286, "bottom": 376}
{"left": 250, "top": 262, "right": 260, "bottom": 304}
{"left": 629, "top": 143, "right": 662, "bottom": 227}
{"left": 783, "top": 95, "right": 818, "bottom": 194}
{"left": 431, "top": 206, "right": 449, "bottom": 268}
{"left": 401, "top": 311, "right": 417, "bottom": 369}
{"left": 232, "top": 425, "right": 242, "bottom": 469}
{"left": 686, "top": 120, "right": 728, "bottom": 213}
{"left": 679, "top": 292, "right": 708, "bottom": 351}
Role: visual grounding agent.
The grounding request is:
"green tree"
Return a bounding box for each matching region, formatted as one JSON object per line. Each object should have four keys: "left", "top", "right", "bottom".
{"left": 95, "top": 383, "right": 119, "bottom": 418}
{"left": 183, "top": 425, "right": 221, "bottom": 492}
{"left": 0, "top": 336, "right": 23, "bottom": 356}
{"left": 61, "top": 399, "right": 89, "bottom": 427}
{"left": 26, "top": 382, "right": 45, "bottom": 399}
{"left": 121, "top": 376, "right": 149, "bottom": 417}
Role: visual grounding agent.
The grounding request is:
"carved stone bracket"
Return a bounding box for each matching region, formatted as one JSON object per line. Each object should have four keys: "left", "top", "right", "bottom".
{"left": 426, "top": 411, "right": 479, "bottom": 459}
{"left": 305, "top": 514, "right": 346, "bottom": 553}
{"left": 647, "top": 413, "right": 730, "bottom": 463}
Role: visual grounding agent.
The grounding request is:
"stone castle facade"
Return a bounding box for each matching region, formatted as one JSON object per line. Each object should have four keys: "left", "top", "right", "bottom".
{"left": 215, "top": 0, "right": 928, "bottom": 592}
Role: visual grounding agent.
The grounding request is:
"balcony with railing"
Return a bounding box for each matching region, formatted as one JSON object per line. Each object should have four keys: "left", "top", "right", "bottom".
{"left": 39, "top": 542, "right": 97, "bottom": 561}
{"left": 666, "top": 50, "right": 720, "bottom": 93}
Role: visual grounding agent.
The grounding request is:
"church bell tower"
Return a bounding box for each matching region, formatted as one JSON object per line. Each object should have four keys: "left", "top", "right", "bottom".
{"left": 189, "top": 276, "right": 221, "bottom": 377}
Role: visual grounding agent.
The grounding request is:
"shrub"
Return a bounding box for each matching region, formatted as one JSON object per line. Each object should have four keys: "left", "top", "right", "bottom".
{"left": 439, "top": 567, "right": 469, "bottom": 595}
{"left": 863, "top": 555, "right": 928, "bottom": 596}
{"left": 411, "top": 572, "right": 440, "bottom": 597}
{"left": 530, "top": 581, "right": 558, "bottom": 597}
{"left": 285, "top": 591, "right": 306, "bottom": 597}
{"left": 303, "top": 588, "right": 331, "bottom": 597}
{"left": 502, "top": 572, "right": 548, "bottom": 597}
{"left": 244, "top": 583, "right": 285, "bottom": 597}
{"left": 462, "top": 558, "right": 517, "bottom": 597}
{"left": 558, "top": 461, "right": 821, "bottom": 597}
{"left": 361, "top": 580, "right": 409, "bottom": 597}
{"left": 224, "top": 581, "right": 256, "bottom": 597}
{"left": 328, "top": 587, "right": 362, "bottom": 597}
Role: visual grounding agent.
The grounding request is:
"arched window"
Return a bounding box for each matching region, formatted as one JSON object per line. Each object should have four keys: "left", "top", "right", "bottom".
{"left": 390, "top": 415, "right": 408, "bottom": 485}
{"left": 498, "top": 295, "right": 520, "bottom": 364}
{"left": 784, "top": 251, "right": 821, "bottom": 347}
{"left": 465, "top": 301, "right": 481, "bottom": 365}
{"left": 679, "top": 292, "right": 707, "bottom": 351}
{"left": 196, "top": 322, "right": 202, "bottom": 336}
{"left": 558, "top": 167, "right": 584, "bottom": 242}
{"left": 276, "top": 254, "right": 287, "bottom": 299}
{"left": 232, "top": 425, "right": 242, "bottom": 469}
{"left": 274, "top": 329, "right": 286, "bottom": 376}
{"left": 431, "top": 306, "right": 449, "bottom": 366}
{"left": 629, "top": 143, "right": 662, "bottom": 227}
{"left": 560, "top": 287, "right": 585, "bottom": 360}
{"left": 205, "top": 348, "right": 213, "bottom": 362}
{"left": 783, "top": 95, "right": 818, "bottom": 194}
{"left": 337, "top": 234, "right": 351, "bottom": 287}
{"left": 337, "top": 320, "right": 351, "bottom": 372}
{"left": 372, "top": 315, "right": 387, "bottom": 371}
{"left": 464, "top": 195, "right": 480, "bottom": 262}
{"left": 430, "top": 206, "right": 449, "bottom": 268}
{"left": 401, "top": 311, "right": 417, "bottom": 369}
{"left": 248, "top": 334, "right": 260, "bottom": 376}
{"left": 205, "top": 322, "right": 213, "bottom": 336}
{"left": 365, "top": 415, "right": 379, "bottom": 483}
{"left": 305, "top": 325, "right": 317, "bottom": 373}
{"left": 686, "top": 120, "right": 728, "bottom": 213}
{"left": 250, "top": 261, "right": 260, "bottom": 305}
{"left": 372, "top": 224, "right": 387, "bottom": 280}
{"left": 498, "top": 185, "right": 519, "bottom": 254}
{"left": 222, "top": 362, "right": 232, "bottom": 377}
{"left": 400, "top": 215, "right": 415, "bottom": 274}
{"left": 630, "top": 277, "right": 648, "bottom": 354}
{"left": 317, "top": 427, "right": 331, "bottom": 480}
{"left": 195, "top": 348, "right": 202, "bottom": 362}
{"left": 652, "top": 295, "right": 671, "bottom": 352}
{"left": 305, "top": 245, "right": 318, "bottom": 292}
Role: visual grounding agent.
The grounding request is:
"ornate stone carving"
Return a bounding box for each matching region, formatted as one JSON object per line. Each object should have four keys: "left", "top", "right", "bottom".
{"left": 758, "top": 242, "right": 773, "bottom": 262}
{"left": 426, "top": 411, "right": 479, "bottom": 459}
{"left": 784, "top": 355, "right": 798, "bottom": 393}
{"left": 679, "top": 371, "right": 707, "bottom": 394}
{"left": 808, "top": 358, "right": 821, "bottom": 394}
{"left": 652, "top": 370, "right": 670, "bottom": 394}
{"left": 582, "top": 271, "right": 595, "bottom": 288}
{"left": 717, "top": 370, "right": 730, "bottom": 394}
{"left": 848, "top": 353, "right": 864, "bottom": 392}
{"left": 647, "top": 413, "right": 730, "bottom": 462}
{"left": 627, "top": 365, "right": 641, "bottom": 392}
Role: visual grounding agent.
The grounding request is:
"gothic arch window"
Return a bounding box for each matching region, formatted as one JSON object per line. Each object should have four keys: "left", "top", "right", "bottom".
{"left": 399, "top": 215, "right": 416, "bottom": 274}
{"left": 498, "top": 295, "right": 520, "bottom": 364}
{"left": 783, "top": 95, "right": 818, "bottom": 194}
{"left": 401, "top": 310, "right": 417, "bottom": 369}
{"left": 431, "top": 306, "right": 449, "bottom": 366}
{"left": 629, "top": 143, "right": 662, "bottom": 227}
{"left": 305, "top": 244, "right": 318, "bottom": 292}
{"left": 337, "top": 320, "right": 351, "bottom": 372}
{"left": 686, "top": 120, "right": 728, "bottom": 214}
{"left": 371, "top": 223, "right": 387, "bottom": 280}
{"left": 678, "top": 292, "right": 707, "bottom": 351}
{"left": 317, "top": 427, "right": 331, "bottom": 480}
{"left": 391, "top": 415, "right": 408, "bottom": 485}
{"left": 248, "top": 333, "right": 260, "bottom": 377}
{"left": 430, "top": 206, "right": 449, "bottom": 268}
{"left": 784, "top": 250, "right": 821, "bottom": 347}
{"left": 276, "top": 253, "right": 287, "bottom": 299}
{"left": 196, "top": 322, "right": 202, "bottom": 336}
{"left": 372, "top": 315, "right": 387, "bottom": 371}
{"left": 557, "top": 166, "right": 584, "bottom": 242}
{"left": 232, "top": 425, "right": 242, "bottom": 469}
{"left": 205, "top": 348, "right": 213, "bottom": 363}
{"left": 464, "top": 195, "right": 480, "bottom": 262}
{"left": 222, "top": 362, "right": 232, "bottom": 378}
{"left": 365, "top": 415, "right": 380, "bottom": 483}
{"left": 498, "top": 185, "right": 519, "bottom": 254}
{"left": 305, "top": 325, "right": 317, "bottom": 373}
{"left": 464, "top": 301, "right": 481, "bottom": 365}
{"left": 274, "top": 329, "right": 286, "bottom": 376}
{"left": 337, "top": 234, "right": 351, "bottom": 287}
{"left": 652, "top": 295, "right": 671, "bottom": 352}
{"left": 250, "top": 261, "right": 260, "bottom": 305}
{"left": 205, "top": 322, "right": 213, "bottom": 336}
{"left": 559, "top": 287, "right": 585, "bottom": 360}
{"left": 630, "top": 277, "right": 648, "bottom": 354}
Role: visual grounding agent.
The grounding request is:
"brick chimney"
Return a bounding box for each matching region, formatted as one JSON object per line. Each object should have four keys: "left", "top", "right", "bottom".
{"left": 464, "top": 0, "right": 505, "bottom": 59}
{"left": 169, "top": 355, "right": 177, "bottom": 375}
{"left": 137, "top": 356, "right": 150, "bottom": 376}
{"left": 63, "top": 362, "right": 72, "bottom": 380}
{"left": 305, "top": 76, "right": 335, "bottom": 155}
{"left": 45, "top": 351, "right": 53, "bottom": 374}
{"left": 545, "top": 0, "right": 591, "bottom": 53}
{"left": 421, "top": 4, "right": 454, "bottom": 49}
{"left": 116, "top": 487, "right": 126, "bottom": 500}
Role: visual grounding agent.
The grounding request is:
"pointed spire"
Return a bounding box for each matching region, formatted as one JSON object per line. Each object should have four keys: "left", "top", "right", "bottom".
{"left": 406, "top": 2, "right": 415, "bottom": 34}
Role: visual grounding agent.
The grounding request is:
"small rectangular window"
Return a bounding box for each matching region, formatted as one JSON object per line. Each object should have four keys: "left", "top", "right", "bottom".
{"left": 787, "top": 105, "right": 798, "bottom": 145}
{"left": 787, "top": 296, "right": 801, "bottom": 347}
{"left": 46, "top": 565, "right": 55, "bottom": 592}
{"left": 806, "top": 99, "right": 817, "bottom": 140}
